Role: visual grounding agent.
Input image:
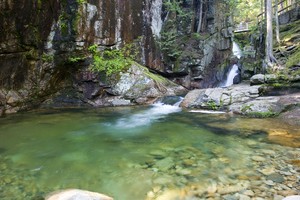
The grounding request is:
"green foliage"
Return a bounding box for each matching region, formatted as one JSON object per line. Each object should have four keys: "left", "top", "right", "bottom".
{"left": 207, "top": 99, "right": 219, "bottom": 110}
{"left": 88, "top": 44, "right": 134, "bottom": 76}
{"left": 59, "top": 13, "right": 69, "bottom": 36}
{"left": 68, "top": 55, "right": 85, "bottom": 63}
{"left": 164, "top": 0, "right": 191, "bottom": 19}
{"left": 159, "top": 30, "right": 182, "bottom": 59}
{"left": 233, "top": 0, "right": 261, "bottom": 25}
{"left": 241, "top": 104, "right": 253, "bottom": 113}
{"left": 76, "top": 0, "right": 86, "bottom": 4}
{"left": 41, "top": 53, "right": 54, "bottom": 62}
{"left": 286, "top": 48, "right": 300, "bottom": 68}
{"left": 157, "top": 0, "right": 193, "bottom": 61}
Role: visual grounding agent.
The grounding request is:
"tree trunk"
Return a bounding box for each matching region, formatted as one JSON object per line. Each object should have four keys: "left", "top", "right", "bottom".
{"left": 265, "top": 0, "right": 276, "bottom": 68}
{"left": 275, "top": 0, "right": 280, "bottom": 44}
{"left": 197, "top": 0, "right": 203, "bottom": 33}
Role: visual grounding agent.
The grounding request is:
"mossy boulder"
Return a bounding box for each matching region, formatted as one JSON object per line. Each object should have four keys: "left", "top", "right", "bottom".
{"left": 108, "top": 63, "right": 188, "bottom": 104}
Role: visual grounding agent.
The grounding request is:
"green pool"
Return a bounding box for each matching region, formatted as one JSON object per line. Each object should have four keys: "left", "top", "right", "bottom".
{"left": 0, "top": 104, "right": 299, "bottom": 199}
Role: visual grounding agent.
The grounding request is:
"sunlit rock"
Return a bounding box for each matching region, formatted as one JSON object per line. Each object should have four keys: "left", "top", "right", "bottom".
{"left": 109, "top": 63, "right": 187, "bottom": 104}
{"left": 45, "top": 189, "right": 113, "bottom": 200}
{"left": 155, "top": 189, "right": 184, "bottom": 200}
{"left": 283, "top": 196, "right": 300, "bottom": 200}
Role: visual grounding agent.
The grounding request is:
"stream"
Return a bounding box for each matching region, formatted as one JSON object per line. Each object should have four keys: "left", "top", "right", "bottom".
{"left": 0, "top": 104, "right": 299, "bottom": 199}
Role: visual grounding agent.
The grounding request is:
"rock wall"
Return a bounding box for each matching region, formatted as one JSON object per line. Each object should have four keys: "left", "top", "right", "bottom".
{"left": 0, "top": 0, "right": 232, "bottom": 114}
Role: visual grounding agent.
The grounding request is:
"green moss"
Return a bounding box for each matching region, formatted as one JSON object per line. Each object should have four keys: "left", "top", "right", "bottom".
{"left": 286, "top": 49, "right": 300, "bottom": 68}
{"left": 133, "top": 62, "right": 169, "bottom": 84}
{"left": 246, "top": 111, "right": 278, "bottom": 118}
{"left": 25, "top": 49, "right": 39, "bottom": 60}
{"left": 280, "top": 20, "right": 300, "bottom": 40}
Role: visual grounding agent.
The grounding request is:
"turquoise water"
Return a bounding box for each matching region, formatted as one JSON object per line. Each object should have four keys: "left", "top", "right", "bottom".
{"left": 0, "top": 105, "right": 299, "bottom": 199}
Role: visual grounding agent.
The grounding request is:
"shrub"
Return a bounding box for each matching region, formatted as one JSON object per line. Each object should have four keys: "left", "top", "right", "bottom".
{"left": 88, "top": 45, "right": 133, "bottom": 76}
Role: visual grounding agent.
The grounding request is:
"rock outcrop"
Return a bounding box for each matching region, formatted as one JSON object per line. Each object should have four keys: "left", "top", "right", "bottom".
{"left": 0, "top": 0, "right": 233, "bottom": 114}
{"left": 181, "top": 82, "right": 300, "bottom": 119}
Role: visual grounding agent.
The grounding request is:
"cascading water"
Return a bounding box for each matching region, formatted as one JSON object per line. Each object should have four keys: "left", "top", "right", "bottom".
{"left": 222, "top": 42, "right": 242, "bottom": 87}
{"left": 223, "top": 64, "right": 239, "bottom": 87}
{"left": 105, "top": 97, "right": 183, "bottom": 130}
{"left": 232, "top": 41, "right": 242, "bottom": 59}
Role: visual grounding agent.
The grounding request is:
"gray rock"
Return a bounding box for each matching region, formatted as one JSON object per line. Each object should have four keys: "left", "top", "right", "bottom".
{"left": 155, "top": 157, "right": 174, "bottom": 171}
{"left": 265, "top": 74, "right": 278, "bottom": 83}
{"left": 239, "top": 194, "right": 251, "bottom": 200}
{"left": 267, "top": 173, "right": 285, "bottom": 183}
{"left": 251, "top": 156, "right": 266, "bottom": 162}
{"left": 250, "top": 74, "right": 265, "bottom": 85}
{"left": 223, "top": 194, "right": 239, "bottom": 200}
{"left": 6, "top": 91, "right": 22, "bottom": 106}
{"left": 110, "top": 64, "right": 187, "bottom": 103}
{"left": 149, "top": 150, "right": 167, "bottom": 159}
{"left": 181, "top": 83, "right": 261, "bottom": 109}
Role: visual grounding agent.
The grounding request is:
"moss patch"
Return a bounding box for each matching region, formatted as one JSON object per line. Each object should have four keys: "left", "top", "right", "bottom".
{"left": 286, "top": 49, "right": 300, "bottom": 68}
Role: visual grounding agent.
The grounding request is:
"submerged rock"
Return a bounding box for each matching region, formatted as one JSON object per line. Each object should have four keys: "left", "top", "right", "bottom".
{"left": 45, "top": 189, "right": 113, "bottom": 200}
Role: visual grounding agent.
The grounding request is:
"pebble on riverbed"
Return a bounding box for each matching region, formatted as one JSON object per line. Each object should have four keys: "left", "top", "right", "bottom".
{"left": 143, "top": 144, "right": 300, "bottom": 200}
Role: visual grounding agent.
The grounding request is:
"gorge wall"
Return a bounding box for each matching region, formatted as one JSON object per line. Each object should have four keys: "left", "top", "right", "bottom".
{"left": 0, "top": 0, "right": 233, "bottom": 114}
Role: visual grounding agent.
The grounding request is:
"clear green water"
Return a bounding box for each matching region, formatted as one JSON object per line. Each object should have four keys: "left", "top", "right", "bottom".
{"left": 0, "top": 105, "right": 299, "bottom": 199}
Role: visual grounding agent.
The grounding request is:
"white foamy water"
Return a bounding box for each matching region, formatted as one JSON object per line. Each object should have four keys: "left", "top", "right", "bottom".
{"left": 189, "top": 110, "right": 226, "bottom": 114}
{"left": 112, "top": 102, "right": 182, "bottom": 129}
{"left": 224, "top": 64, "right": 239, "bottom": 87}
{"left": 232, "top": 41, "right": 242, "bottom": 59}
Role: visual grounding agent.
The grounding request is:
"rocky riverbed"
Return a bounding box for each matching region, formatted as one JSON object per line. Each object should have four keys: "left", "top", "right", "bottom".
{"left": 142, "top": 142, "right": 300, "bottom": 200}
{"left": 1, "top": 140, "right": 299, "bottom": 200}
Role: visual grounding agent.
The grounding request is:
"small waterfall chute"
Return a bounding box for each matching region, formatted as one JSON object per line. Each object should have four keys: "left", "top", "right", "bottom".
{"left": 232, "top": 41, "right": 243, "bottom": 59}
{"left": 221, "top": 42, "right": 242, "bottom": 87}
{"left": 224, "top": 64, "right": 239, "bottom": 87}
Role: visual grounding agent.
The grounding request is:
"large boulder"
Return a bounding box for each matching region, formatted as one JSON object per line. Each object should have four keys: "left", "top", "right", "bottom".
{"left": 105, "top": 63, "right": 188, "bottom": 105}
{"left": 250, "top": 74, "right": 265, "bottom": 85}
{"left": 45, "top": 189, "right": 113, "bottom": 200}
{"left": 181, "top": 83, "right": 260, "bottom": 110}
{"left": 181, "top": 82, "right": 300, "bottom": 119}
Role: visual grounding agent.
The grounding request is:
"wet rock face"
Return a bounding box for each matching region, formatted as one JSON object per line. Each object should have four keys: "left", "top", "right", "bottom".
{"left": 0, "top": 0, "right": 232, "bottom": 113}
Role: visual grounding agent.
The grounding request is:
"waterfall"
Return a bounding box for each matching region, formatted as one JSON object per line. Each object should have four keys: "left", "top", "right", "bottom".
{"left": 224, "top": 64, "right": 239, "bottom": 87}
{"left": 232, "top": 41, "right": 242, "bottom": 59}
{"left": 221, "top": 42, "right": 242, "bottom": 87}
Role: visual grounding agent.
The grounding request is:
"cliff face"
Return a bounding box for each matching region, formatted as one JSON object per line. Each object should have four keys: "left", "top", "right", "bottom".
{"left": 0, "top": 0, "right": 232, "bottom": 114}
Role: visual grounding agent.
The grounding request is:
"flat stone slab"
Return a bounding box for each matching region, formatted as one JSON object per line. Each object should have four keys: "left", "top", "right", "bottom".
{"left": 45, "top": 189, "right": 113, "bottom": 200}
